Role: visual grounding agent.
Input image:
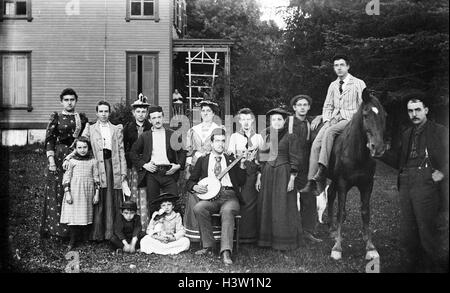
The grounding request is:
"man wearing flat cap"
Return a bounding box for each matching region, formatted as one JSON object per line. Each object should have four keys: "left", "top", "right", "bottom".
{"left": 288, "top": 95, "right": 323, "bottom": 243}
{"left": 130, "top": 106, "right": 186, "bottom": 215}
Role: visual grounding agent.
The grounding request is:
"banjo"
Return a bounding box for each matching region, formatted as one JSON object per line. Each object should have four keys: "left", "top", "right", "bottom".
{"left": 195, "top": 149, "right": 258, "bottom": 201}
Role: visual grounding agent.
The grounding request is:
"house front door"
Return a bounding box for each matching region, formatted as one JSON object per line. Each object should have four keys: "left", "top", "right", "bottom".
{"left": 127, "top": 52, "right": 158, "bottom": 105}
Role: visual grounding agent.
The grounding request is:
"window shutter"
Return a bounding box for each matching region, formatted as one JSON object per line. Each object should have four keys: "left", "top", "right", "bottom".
{"left": 154, "top": 0, "right": 159, "bottom": 22}
{"left": 0, "top": 0, "right": 3, "bottom": 21}
{"left": 125, "top": 0, "right": 130, "bottom": 22}
{"left": 2, "top": 55, "right": 15, "bottom": 106}
{"left": 142, "top": 55, "right": 155, "bottom": 105}
{"left": 15, "top": 55, "right": 28, "bottom": 105}
{"left": 26, "top": 0, "right": 32, "bottom": 21}
{"left": 128, "top": 55, "right": 138, "bottom": 103}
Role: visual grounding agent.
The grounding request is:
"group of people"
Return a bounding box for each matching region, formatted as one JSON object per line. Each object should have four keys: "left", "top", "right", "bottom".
{"left": 40, "top": 54, "right": 448, "bottom": 271}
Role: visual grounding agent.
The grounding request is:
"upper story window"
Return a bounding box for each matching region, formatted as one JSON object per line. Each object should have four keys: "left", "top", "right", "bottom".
{"left": 173, "top": 0, "right": 186, "bottom": 36}
{"left": 126, "top": 0, "right": 159, "bottom": 22}
{"left": 0, "top": 0, "right": 32, "bottom": 22}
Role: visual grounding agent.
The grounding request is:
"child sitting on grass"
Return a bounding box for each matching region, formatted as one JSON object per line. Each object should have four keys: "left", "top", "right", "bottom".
{"left": 140, "top": 193, "right": 190, "bottom": 255}
{"left": 61, "top": 136, "right": 100, "bottom": 250}
{"left": 110, "top": 201, "right": 145, "bottom": 254}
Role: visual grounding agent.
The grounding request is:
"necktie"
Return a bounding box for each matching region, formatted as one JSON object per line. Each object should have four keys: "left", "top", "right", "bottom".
{"left": 409, "top": 127, "right": 420, "bottom": 159}
{"left": 214, "top": 156, "right": 222, "bottom": 177}
{"left": 339, "top": 80, "right": 344, "bottom": 94}
{"left": 244, "top": 132, "right": 253, "bottom": 150}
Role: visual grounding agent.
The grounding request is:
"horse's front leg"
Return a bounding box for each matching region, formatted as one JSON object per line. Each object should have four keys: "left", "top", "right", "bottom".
{"left": 358, "top": 181, "right": 379, "bottom": 260}
{"left": 327, "top": 181, "right": 337, "bottom": 236}
{"left": 331, "top": 180, "right": 347, "bottom": 260}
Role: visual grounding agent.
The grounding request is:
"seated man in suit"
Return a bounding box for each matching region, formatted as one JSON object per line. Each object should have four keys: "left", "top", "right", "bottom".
{"left": 130, "top": 106, "right": 186, "bottom": 214}
{"left": 186, "top": 128, "right": 247, "bottom": 265}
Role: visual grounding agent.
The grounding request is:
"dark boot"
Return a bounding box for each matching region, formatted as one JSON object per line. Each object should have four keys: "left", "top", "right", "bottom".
{"left": 313, "top": 164, "right": 327, "bottom": 194}
{"left": 304, "top": 231, "right": 323, "bottom": 243}
{"left": 300, "top": 180, "right": 317, "bottom": 194}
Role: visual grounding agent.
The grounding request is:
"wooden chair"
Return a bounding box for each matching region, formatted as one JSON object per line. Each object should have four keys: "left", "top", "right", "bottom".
{"left": 211, "top": 213, "right": 241, "bottom": 253}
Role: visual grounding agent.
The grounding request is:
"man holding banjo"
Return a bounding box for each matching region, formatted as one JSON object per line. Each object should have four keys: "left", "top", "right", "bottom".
{"left": 186, "top": 128, "right": 248, "bottom": 265}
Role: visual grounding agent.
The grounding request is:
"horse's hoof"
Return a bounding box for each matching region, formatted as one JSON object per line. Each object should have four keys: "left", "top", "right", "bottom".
{"left": 365, "top": 250, "right": 379, "bottom": 260}
{"left": 330, "top": 250, "right": 342, "bottom": 260}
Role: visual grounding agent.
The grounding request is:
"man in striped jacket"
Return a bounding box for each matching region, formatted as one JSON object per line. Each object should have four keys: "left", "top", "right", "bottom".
{"left": 301, "top": 54, "right": 366, "bottom": 194}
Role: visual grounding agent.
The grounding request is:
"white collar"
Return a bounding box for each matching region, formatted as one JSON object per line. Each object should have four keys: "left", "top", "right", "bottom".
{"left": 338, "top": 73, "right": 352, "bottom": 84}
{"left": 98, "top": 121, "right": 110, "bottom": 127}
{"left": 62, "top": 110, "right": 76, "bottom": 115}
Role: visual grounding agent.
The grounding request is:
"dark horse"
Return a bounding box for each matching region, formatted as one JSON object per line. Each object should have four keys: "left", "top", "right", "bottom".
{"left": 326, "top": 88, "right": 387, "bottom": 260}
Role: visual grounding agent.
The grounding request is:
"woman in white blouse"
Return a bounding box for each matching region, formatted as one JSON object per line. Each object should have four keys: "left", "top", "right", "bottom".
{"left": 227, "top": 108, "right": 264, "bottom": 243}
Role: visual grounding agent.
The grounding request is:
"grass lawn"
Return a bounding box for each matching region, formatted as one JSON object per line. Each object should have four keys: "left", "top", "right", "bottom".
{"left": 5, "top": 144, "right": 404, "bottom": 273}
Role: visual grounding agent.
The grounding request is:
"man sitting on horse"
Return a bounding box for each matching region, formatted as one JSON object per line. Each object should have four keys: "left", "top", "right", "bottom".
{"left": 301, "top": 54, "right": 366, "bottom": 194}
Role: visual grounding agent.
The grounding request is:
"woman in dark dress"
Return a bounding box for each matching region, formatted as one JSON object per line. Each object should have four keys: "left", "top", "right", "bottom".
{"left": 41, "top": 88, "right": 88, "bottom": 239}
{"left": 255, "top": 108, "right": 303, "bottom": 250}
{"left": 123, "top": 96, "right": 152, "bottom": 231}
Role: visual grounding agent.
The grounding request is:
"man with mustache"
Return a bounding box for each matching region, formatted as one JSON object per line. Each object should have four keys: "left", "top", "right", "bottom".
{"left": 382, "top": 93, "right": 448, "bottom": 272}
{"left": 130, "top": 106, "right": 186, "bottom": 215}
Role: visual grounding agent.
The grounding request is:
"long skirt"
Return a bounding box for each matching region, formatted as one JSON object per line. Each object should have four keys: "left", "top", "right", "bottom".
{"left": 239, "top": 161, "right": 259, "bottom": 243}
{"left": 140, "top": 235, "right": 190, "bottom": 255}
{"left": 257, "top": 163, "right": 303, "bottom": 250}
{"left": 183, "top": 193, "right": 201, "bottom": 242}
{"left": 91, "top": 158, "right": 123, "bottom": 241}
{"left": 40, "top": 144, "right": 70, "bottom": 238}
{"left": 128, "top": 168, "right": 149, "bottom": 232}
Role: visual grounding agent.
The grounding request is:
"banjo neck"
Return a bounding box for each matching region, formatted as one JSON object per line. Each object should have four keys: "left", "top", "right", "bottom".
{"left": 216, "top": 149, "right": 257, "bottom": 180}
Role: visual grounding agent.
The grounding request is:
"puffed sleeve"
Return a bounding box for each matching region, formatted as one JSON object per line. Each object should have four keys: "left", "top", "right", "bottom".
{"left": 79, "top": 113, "right": 89, "bottom": 137}
{"left": 92, "top": 159, "right": 100, "bottom": 189}
{"left": 45, "top": 112, "right": 59, "bottom": 157}
{"left": 173, "top": 213, "right": 186, "bottom": 240}
{"left": 185, "top": 128, "right": 195, "bottom": 164}
{"left": 62, "top": 159, "right": 75, "bottom": 189}
{"left": 227, "top": 133, "right": 237, "bottom": 154}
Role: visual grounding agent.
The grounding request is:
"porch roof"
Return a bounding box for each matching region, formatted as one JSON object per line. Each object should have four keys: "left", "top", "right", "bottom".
{"left": 173, "top": 39, "right": 234, "bottom": 52}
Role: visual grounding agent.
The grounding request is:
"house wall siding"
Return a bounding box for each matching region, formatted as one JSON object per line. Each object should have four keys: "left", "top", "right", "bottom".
{"left": 0, "top": 0, "right": 172, "bottom": 127}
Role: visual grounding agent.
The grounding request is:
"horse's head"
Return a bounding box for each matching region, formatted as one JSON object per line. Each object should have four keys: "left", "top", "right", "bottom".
{"left": 361, "top": 89, "right": 387, "bottom": 157}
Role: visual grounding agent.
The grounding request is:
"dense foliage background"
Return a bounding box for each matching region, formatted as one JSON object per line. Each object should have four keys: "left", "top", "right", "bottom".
{"left": 185, "top": 0, "right": 449, "bottom": 130}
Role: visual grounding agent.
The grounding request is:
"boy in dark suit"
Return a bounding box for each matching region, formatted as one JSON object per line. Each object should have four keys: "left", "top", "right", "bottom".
{"left": 110, "top": 201, "right": 145, "bottom": 254}
{"left": 186, "top": 128, "right": 247, "bottom": 265}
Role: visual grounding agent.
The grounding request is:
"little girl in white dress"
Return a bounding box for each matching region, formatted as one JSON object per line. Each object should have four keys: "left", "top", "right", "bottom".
{"left": 140, "top": 193, "right": 190, "bottom": 255}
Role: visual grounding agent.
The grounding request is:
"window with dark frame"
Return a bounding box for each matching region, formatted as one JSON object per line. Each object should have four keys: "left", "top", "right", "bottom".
{"left": 0, "top": 0, "right": 32, "bottom": 21}
{"left": 126, "top": 0, "right": 159, "bottom": 21}
{"left": 127, "top": 53, "right": 158, "bottom": 106}
{"left": 0, "top": 52, "right": 32, "bottom": 111}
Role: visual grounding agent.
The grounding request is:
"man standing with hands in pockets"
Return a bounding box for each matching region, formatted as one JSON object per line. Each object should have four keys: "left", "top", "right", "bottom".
{"left": 130, "top": 106, "right": 186, "bottom": 215}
